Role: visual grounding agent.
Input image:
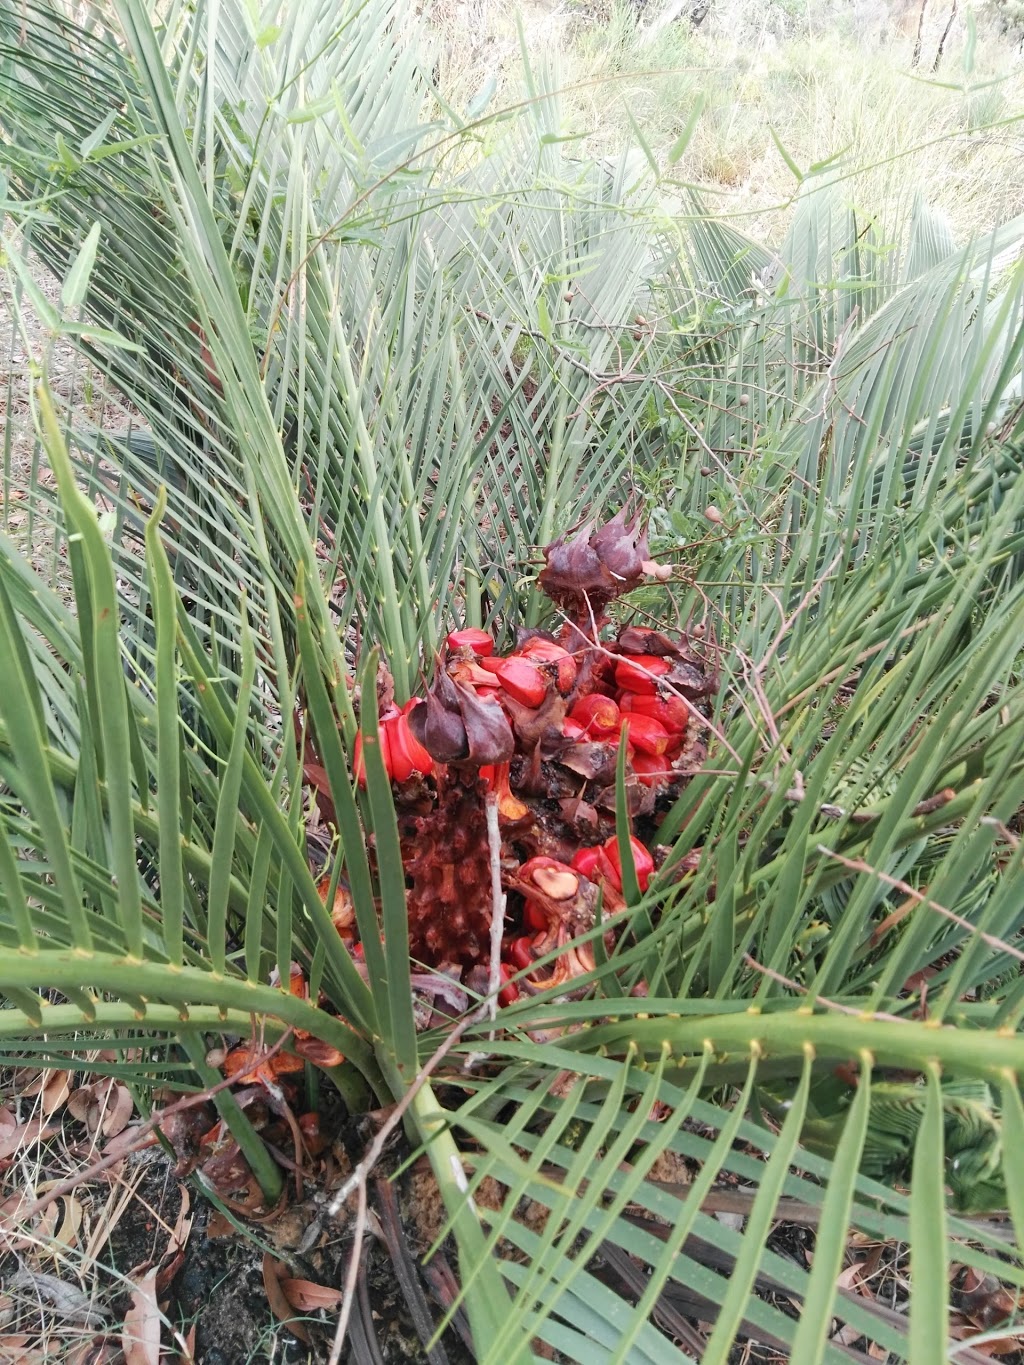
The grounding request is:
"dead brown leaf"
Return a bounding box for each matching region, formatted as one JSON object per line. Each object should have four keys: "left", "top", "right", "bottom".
{"left": 0, "top": 1191, "right": 36, "bottom": 1251}
{"left": 205, "top": 1210, "right": 237, "bottom": 1240}
{"left": 836, "top": 1262, "right": 866, "bottom": 1292}
{"left": 36, "top": 1194, "right": 84, "bottom": 1252}
{"left": 828, "top": 1260, "right": 872, "bottom": 1344}
{"left": 280, "top": 1278, "right": 343, "bottom": 1313}
{"left": 0, "top": 1337, "right": 46, "bottom": 1365}
{"left": 121, "top": 1268, "right": 161, "bottom": 1365}
{"left": 956, "top": 1267, "right": 1020, "bottom": 1328}
{"left": 165, "top": 1187, "right": 192, "bottom": 1258}
{"left": 67, "top": 1078, "right": 134, "bottom": 1138}
{"left": 152, "top": 1104, "right": 216, "bottom": 1178}
{"left": 155, "top": 1188, "right": 193, "bottom": 1295}
{"left": 261, "top": 1254, "right": 311, "bottom": 1344}
{"left": 101, "top": 1084, "right": 134, "bottom": 1137}
{"left": 0, "top": 1116, "right": 59, "bottom": 1160}
{"left": 6, "top": 1270, "right": 106, "bottom": 1327}
{"left": 18, "top": 1069, "right": 72, "bottom": 1115}
{"left": 200, "top": 1138, "right": 254, "bottom": 1198}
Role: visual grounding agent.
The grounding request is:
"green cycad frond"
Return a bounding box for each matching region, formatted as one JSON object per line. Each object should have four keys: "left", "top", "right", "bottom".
{"left": 438, "top": 1027, "right": 1024, "bottom": 1361}
{"left": 792, "top": 1076, "right": 1007, "bottom": 1213}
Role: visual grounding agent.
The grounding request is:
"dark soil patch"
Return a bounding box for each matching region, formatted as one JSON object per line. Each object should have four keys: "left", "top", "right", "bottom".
{"left": 0, "top": 1122, "right": 475, "bottom": 1364}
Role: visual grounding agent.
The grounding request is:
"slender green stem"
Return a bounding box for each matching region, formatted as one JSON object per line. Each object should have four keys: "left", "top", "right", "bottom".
{"left": 180, "top": 1033, "right": 283, "bottom": 1206}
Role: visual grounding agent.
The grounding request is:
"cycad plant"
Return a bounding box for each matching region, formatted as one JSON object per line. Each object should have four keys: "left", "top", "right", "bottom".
{"left": 2, "top": 0, "right": 1024, "bottom": 1359}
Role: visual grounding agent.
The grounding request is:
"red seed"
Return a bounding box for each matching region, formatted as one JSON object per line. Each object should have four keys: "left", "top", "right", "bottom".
{"left": 522, "top": 899, "right": 548, "bottom": 930}
{"left": 561, "top": 717, "right": 587, "bottom": 740}
{"left": 446, "top": 628, "right": 494, "bottom": 657}
{"left": 620, "top": 693, "right": 690, "bottom": 731}
{"left": 517, "top": 638, "right": 578, "bottom": 693}
{"left": 403, "top": 719, "right": 435, "bottom": 775}
{"left": 386, "top": 713, "right": 433, "bottom": 781}
{"left": 489, "top": 656, "right": 549, "bottom": 708}
{"left": 614, "top": 655, "right": 671, "bottom": 695}
{"left": 601, "top": 834, "right": 654, "bottom": 892}
{"left": 352, "top": 726, "right": 392, "bottom": 787}
{"left": 497, "top": 963, "right": 520, "bottom": 1006}
{"left": 507, "top": 936, "right": 536, "bottom": 971}
{"left": 570, "top": 846, "right": 603, "bottom": 881}
{"left": 620, "top": 712, "right": 671, "bottom": 756}
{"left": 570, "top": 693, "right": 621, "bottom": 737}
{"left": 631, "top": 751, "right": 675, "bottom": 787}
{"left": 517, "top": 638, "right": 567, "bottom": 661}
{"left": 384, "top": 717, "right": 414, "bottom": 782}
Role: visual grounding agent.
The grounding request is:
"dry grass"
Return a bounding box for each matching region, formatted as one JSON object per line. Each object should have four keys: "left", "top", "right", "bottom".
{"left": 425, "top": 0, "right": 1024, "bottom": 243}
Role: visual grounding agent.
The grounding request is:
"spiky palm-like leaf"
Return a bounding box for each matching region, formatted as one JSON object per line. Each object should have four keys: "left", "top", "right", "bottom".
{"left": 3, "top": 1, "right": 1024, "bottom": 1359}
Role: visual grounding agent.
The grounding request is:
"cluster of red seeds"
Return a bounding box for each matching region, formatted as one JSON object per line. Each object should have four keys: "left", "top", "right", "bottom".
{"left": 353, "top": 627, "right": 694, "bottom": 796}
{"left": 321, "top": 511, "right": 715, "bottom": 1006}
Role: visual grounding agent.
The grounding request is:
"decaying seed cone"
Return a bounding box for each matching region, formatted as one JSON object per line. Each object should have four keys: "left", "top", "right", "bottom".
{"left": 407, "top": 664, "right": 470, "bottom": 761}
{"left": 538, "top": 507, "right": 651, "bottom": 625}
{"left": 407, "top": 659, "right": 515, "bottom": 766}
{"left": 297, "top": 501, "right": 718, "bottom": 1019}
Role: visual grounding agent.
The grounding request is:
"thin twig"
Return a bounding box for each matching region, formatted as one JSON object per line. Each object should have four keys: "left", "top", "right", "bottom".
{"left": 327, "top": 1174, "right": 367, "bottom": 1365}
{"left": 328, "top": 1012, "right": 479, "bottom": 1218}
{"left": 743, "top": 954, "right": 907, "bottom": 1022}
{"left": 485, "top": 793, "right": 506, "bottom": 1033}
{"left": 816, "top": 848, "right": 1024, "bottom": 966}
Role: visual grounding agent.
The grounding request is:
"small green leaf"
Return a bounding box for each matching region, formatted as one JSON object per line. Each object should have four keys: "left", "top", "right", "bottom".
{"left": 668, "top": 95, "right": 705, "bottom": 165}
{"left": 78, "top": 111, "right": 118, "bottom": 160}
{"left": 61, "top": 322, "right": 142, "bottom": 351}
{"left": 4, "top": 249, "right": 60, "bottom": 329}
{"left": 54, "top": 131, "right": 81, "bottom": 173}
{"left": 61, "top": 322, "right": 143, "bottom": 351}
{"left": 62, "top": 222, "right": 102, "bottom": 311}
{"left": 466, "top": 76, "right": 497, "bottom": 120}
{"left": 807, "top": 144, "right": 852, "bottom": 176}
{"left": 255, "top": 24, "right": 282, "bottom": 49}
{"left": 536, "top": 295, "right": 551, "bottom": 343}
{"left": 86, "top": 135, "right": 157, "bottom": 162}
{"left": 768, "top": 125, "right": 804, "bottom": 183}
{"left": 286, "top": 94, "right": 334, "bottom": 124}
